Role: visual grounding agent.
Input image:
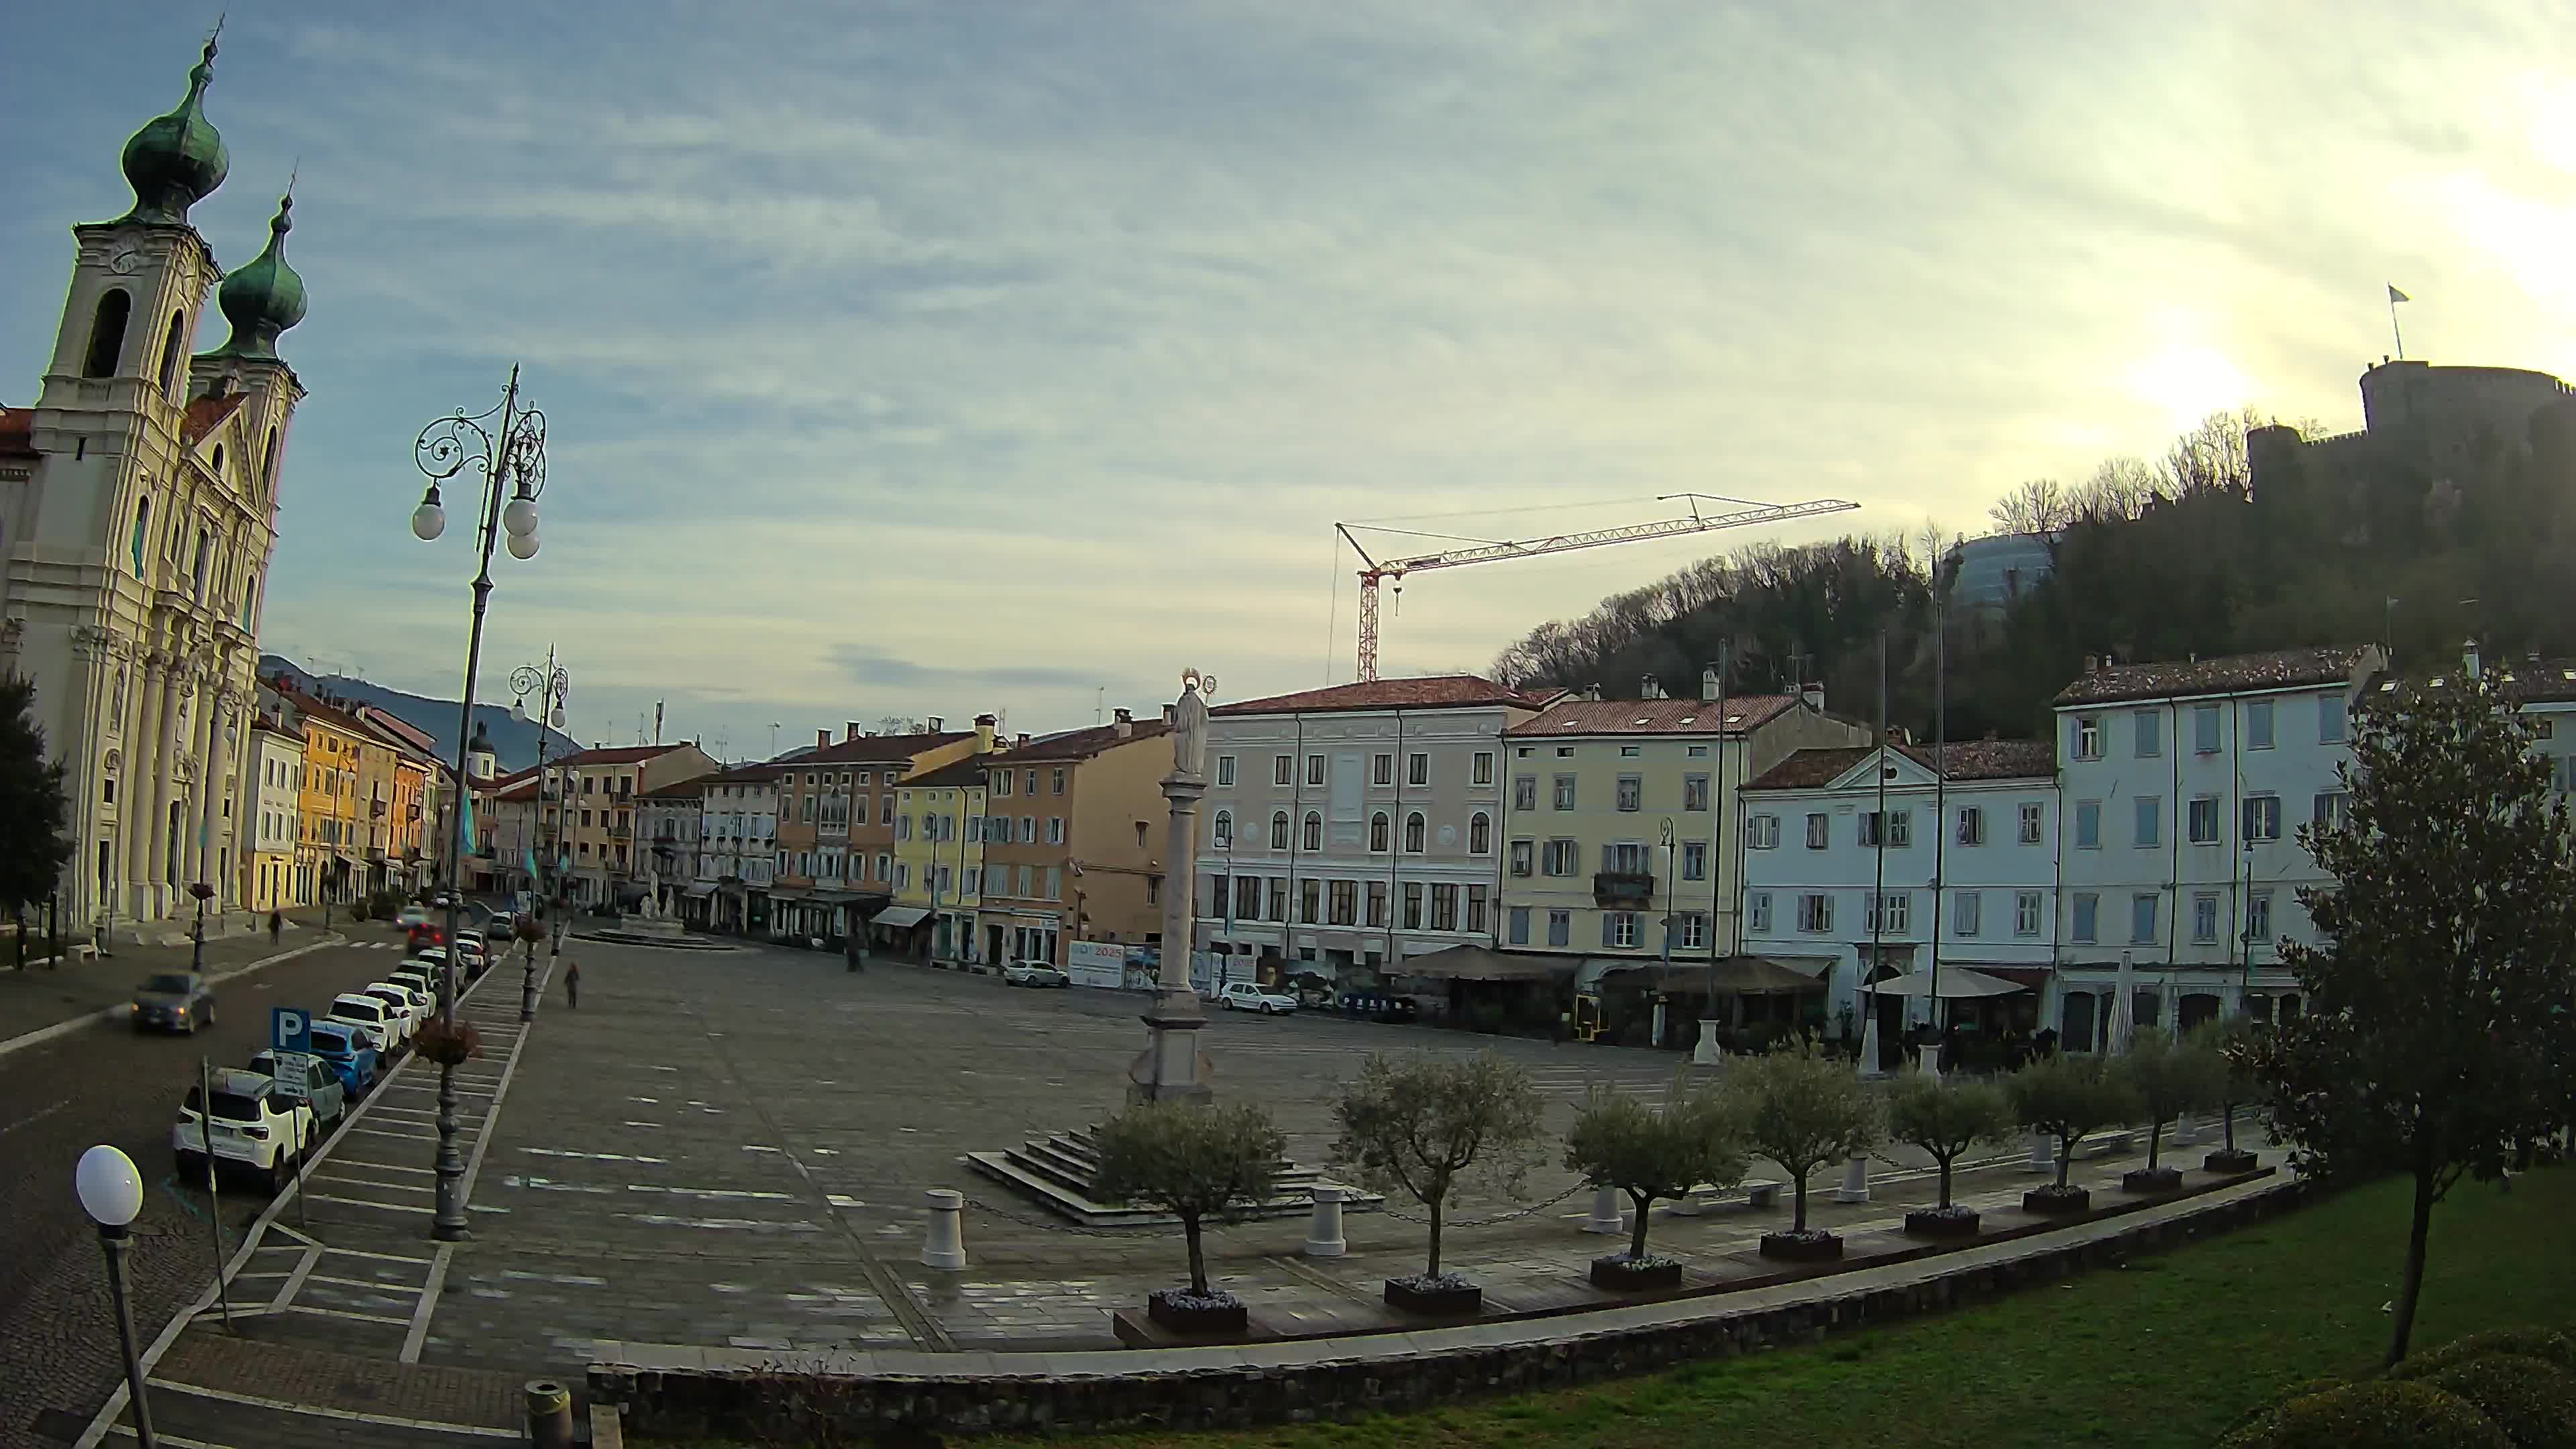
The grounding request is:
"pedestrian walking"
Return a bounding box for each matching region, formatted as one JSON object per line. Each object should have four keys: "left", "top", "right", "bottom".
{"left": 268, "top": 910, "right": 283, "bottom": 947}
{"left": 564, "top": 957, "right": 580, "bottom": 1010}
{"left": 843, "top": 934, "right": 864, "bottom": 974}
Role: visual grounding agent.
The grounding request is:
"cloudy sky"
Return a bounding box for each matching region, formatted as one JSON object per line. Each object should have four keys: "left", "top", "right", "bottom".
{"left": 7, "top": 2, "right": 2572, "bottom": 755}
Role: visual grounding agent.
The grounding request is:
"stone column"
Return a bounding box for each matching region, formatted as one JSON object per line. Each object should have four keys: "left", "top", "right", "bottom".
{"left": 146, "top": 660, "right": 189, "bottom": 918}
{"left": 197, "top": 688, "right": 235, "bottom": 900}
{"left": 1581, "top": 1186, "right": 1624, "bottom": 1234}
{"left": 1834, "top": 1152, "right": 1872, "bottom": 1203}
{"left": 1303, "top": 1185, "right": 1348, "bottom": 1257}
{"left": 1129, "top": 674, "right": 1214, "bottom": 1104}
{"left": 125, "top": 651, "right": 166, "bottom": 908}
{"left": 918, "top": 1189, "right": 967, "bottom": 1271}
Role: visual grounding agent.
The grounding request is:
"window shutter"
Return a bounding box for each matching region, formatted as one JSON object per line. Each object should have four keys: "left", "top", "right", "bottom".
{"left": 1601, "top": 913, "right": 1616, "bottom": 947}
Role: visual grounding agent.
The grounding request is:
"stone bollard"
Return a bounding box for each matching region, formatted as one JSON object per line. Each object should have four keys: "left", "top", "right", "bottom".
{"left": 2027, "top": 1132, "right": 2056, "bottom": 1176}
{"left": 1920, "top": 1043, "right": 1943, "bottom": 1081}
{"left": 1582, "top": 1185, "right": 1625, "bottom": 1234}
{"left": 920, "top": 1188, "right": 968, "bottom": 1271}
{"left": 525, "top": 1380, "right": 575, "bottom": 1449}
{"left": 1668, "top": 1185, "right": 1706, "bottom": 1217}
{"left": 1833, "top": 1153, "right": 1871, "bottom": 1204}
{"left": 1691, "top": 1019, "right": 1725, "bottom": 1066}
{"left": 2172, "top": 1114, "right": 2202, "bottom": 1147}
{"left": 1303, "top": 1185, "right": 1348, "bottom": 1257}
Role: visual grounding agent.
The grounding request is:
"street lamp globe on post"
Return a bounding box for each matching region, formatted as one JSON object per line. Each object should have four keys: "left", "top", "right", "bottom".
{"left": 186, "top": 881, "right": 215, "bottom": 973}
{"left": 76, "top": 1144, "right": 156, "bottom": 1448}
{"left": 509, "top": 654, "right": 570, "bottom": 1023}
{"left": 411, "top": 367, "right": 549, "bottom": 1242}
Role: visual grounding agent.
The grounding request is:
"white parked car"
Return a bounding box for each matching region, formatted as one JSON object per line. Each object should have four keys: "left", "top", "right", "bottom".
{"left": 174, "top": 1068, "right": 313, "bottom": 1191}
{"left": 1002, "top": 960, "right": 1071, "bottom": 988}
{"left": 1220, "top": 981, "right": 1298, "bottom": 1014}
{"left": 326, "top": 992, "right": 401, "bottom": 1057}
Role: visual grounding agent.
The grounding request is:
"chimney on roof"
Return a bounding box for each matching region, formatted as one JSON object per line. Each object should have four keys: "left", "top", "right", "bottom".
{"left": 2463, "top": 637, "right": 2481, "bottom": 678}
{"left": 1585, "top": 683, "right": 1603, "bottom": 702}
{"left": 1113, "top": 707, "right": 1133, "bottom": 738}
{"left": 817, "top": 729, "right": 830, "bottom": 749}
{"left": 1016, "top": 733, "right": 1030, "bottom": 748}
{"left": 846, "top": 721, "right": 862, "bottom": 742}
{"left": 1700, "top": 668, "right": 1721, "bottom": 702}
{"left": 1886, "top": 726, "right": 1909, "bottom": 746}
{"left": 975, "top": 713, "right": 997, "bottom": 753}
{"left": 926, "top": 716, "right": 943, "bottom": 733}
{"left": 1641, "top": 674, "right": 1663, "bottom": 700}
{"left": 2084, "top": 653, "right": 2100, "bottom": 674}
{"left": 1801, "top": 682, "right": 1825, "bottom": 713}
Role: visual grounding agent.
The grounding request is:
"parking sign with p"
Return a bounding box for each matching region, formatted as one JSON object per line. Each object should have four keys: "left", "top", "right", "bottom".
{"left": 271, "top": 1006, "right": 310, "bottom": 1054}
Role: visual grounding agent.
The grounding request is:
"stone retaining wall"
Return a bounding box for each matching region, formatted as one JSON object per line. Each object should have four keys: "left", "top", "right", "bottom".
{"left": 594, "top": 1175, "right": 2315, "bottom": 1440}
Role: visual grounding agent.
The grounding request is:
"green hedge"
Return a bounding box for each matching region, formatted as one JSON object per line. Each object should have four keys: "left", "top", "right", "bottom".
{"left": 2394, "top": 1329, "right": 2576, "bottom": 1382}
{"left": 2216, "top": 1379, "right": 2512, "bottom": 1448}
{"left": 2418, "top": 1355, "right": 2576, "bottom": 1449}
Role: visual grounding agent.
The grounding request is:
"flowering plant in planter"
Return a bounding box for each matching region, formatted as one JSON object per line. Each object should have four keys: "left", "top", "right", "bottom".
{"left": 1564, "top": 1074, "right": 1746, "bottom": 1291}
{"left": 1732, "top": 1038, "right": 1878, "bottom": 1261}
{"left": 1333, "top": 1052, "right": 1544, "bottom": 1316}
{"left": 1092, "top": 1100, "right": 1284, "bottom": 1335}
{"left": 1887, "top": 1069, "right": 2015, "bottom": 1238}
{"left": 413, "top": 1016, "right": 482, "bottom": 1067}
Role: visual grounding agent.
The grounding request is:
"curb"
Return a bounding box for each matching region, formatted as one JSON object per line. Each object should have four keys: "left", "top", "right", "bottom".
{"left": 0, "top": 932, "right": 348, "bottom": 1064}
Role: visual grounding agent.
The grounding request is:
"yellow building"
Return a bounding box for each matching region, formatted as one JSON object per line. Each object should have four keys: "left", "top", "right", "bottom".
{"left": 1498, "top": 686, "right": 1866, "bottom": 979}
{"left": 892, "top": 755, "right": 992, "bottom": 965}
{"left": 280, "top": 688, "right": 367, "bottom": 905}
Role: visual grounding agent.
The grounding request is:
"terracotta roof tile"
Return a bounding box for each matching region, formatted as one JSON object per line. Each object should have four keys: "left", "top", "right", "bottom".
{"left": 556, "top": 743, "right": 696, "bottom": 768}
{"left": 987, "top": 718, "right": 1171, "bottom": 763}
{"left": 777, "top": 731, "right": 973, "bottom": 767}
{"left": 181, "top": 392, "right": 248, "bottom": 448}
{"left": 905, "top": 757, "right": 995, "bottom": 790}
{"left": 1212, "top": 675, "right": 1548, "bottom": 717}
{"left": 1507, "top": 695, "right": 1799, "bottom": 738}
{"left": 700, "top": 762, "right": 785, "bottom": 785}
{"left": 1746, "top": 739, "right": 2055, "bottom": 791}
{"left": 0, "top": 407, "right": 33, "bottom": 458}
{"left": 2369, "top": 656, "right": 2576, "bottom": 708}
{"left": 2053, "top": 646, "right": 2377, "bottom": 706}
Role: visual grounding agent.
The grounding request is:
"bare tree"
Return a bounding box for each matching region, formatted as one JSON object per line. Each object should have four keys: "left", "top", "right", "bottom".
{"left": 1988, "top": 478, "right": 2072, "bottom": 537}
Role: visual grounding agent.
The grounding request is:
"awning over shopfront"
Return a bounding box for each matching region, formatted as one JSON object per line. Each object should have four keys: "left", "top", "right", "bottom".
{"left": 871, "top": 905, "right": 931, "bottom": 929}
{"left": 683, "top": 883, "right": 717, "bottom": 898}
{"left": 1866, "top": 965, "right": 2028, "bottom": 999}
{"left": 1591, "top": 956, "right": 1827, "bottom": 994}
{"left": 1392, "top": 945, "right": 1577, "bottom": 983}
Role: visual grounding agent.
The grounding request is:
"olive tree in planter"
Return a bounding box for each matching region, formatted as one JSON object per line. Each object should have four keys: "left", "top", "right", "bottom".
{"left": 1562, "top": 1080, "right": 1747, "bottom": 1291}
{"left": 1733, "top": 1038, "right": 1880, "bottom": 1262}
{"left": 2116, "top": 1026, "right": 2220, "bottom": 1192}
{"left": 1091, "top": 1100, "right": 1285, "bottom": 1335}
{"left": 2199, "top": 1019, "right": 2263, "bottom": 1173}
{"left": 1886, "top": 1071, "right": 2015, "bottom": 1238}
{"left": 1332, "top": 1051, "right": 1546, "bottom": 1316}
{"left": 2006, "top": 1051, "right": 2138, "bottom": 1214}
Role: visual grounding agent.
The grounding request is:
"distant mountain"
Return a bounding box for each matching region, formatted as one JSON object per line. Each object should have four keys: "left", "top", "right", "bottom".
{"left": 260, "top": 654, "right": 579, "bottom": 774}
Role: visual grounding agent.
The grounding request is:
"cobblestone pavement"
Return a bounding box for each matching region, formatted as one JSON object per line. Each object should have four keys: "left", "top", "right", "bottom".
{"left": 51, "top": 932, "right": 2278, "bottom": 1446}
{"left": 0, "top": 917, "right": 486, "bottom": 1449}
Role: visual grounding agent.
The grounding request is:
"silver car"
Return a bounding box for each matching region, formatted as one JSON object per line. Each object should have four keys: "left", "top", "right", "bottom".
{"left": 131, "top": 971, "right": 216, "bottom": 1033}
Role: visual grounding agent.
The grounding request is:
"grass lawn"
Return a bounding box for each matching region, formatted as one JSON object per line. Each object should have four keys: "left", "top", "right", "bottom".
{"left": 646, "top": 1165, "right": 2574, "bottom": 1449}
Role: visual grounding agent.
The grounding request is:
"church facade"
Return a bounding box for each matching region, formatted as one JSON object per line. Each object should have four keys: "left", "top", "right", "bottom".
{"left": 0, "top": 36, "right": 309, "bottom": 933}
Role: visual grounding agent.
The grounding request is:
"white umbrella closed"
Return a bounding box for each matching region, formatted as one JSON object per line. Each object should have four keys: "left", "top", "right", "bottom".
{"left": 2110, "top": 950, "right": 2136, "bottom": 1055}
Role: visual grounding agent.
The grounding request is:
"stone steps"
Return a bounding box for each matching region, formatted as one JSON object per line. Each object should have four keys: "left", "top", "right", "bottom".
{"left": 966, "top": 1126, "right": 1378, "bottom": 1228}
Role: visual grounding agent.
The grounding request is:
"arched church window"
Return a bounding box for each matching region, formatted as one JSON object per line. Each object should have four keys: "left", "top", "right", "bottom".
{"left": 211, "top": 443, "right": 225, "bottom": 476}
{"left": 192, "top": 528, "right": 211, "bottom": 598}
{"left": 129, "top": 496, "right": 151, "bottom": 577}
{"left": 158, "top": 312, "right": 186, "bottom": 399}
{"left": 84, "top": 290, "right": 131, "bottom": 378}
{"left": 264, "top": 427, "right": 278, "bottom": 489}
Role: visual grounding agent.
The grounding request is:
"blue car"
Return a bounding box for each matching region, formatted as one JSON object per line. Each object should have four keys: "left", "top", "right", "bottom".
{"left": 305, "top": 1021, "right": 378, "bottom": 1097}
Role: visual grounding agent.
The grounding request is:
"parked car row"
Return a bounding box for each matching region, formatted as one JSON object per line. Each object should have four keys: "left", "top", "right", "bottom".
{"left": 165, "top": 933, "right": 488, "bottom": 1195}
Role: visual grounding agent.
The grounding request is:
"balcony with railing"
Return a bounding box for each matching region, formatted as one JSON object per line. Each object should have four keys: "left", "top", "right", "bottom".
{"left": 1592, "top": 871, "right": 1655, "bottom": 908}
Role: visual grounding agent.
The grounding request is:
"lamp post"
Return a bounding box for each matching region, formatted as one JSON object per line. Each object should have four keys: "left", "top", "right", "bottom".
{"left": 411, "top": 366, "right": 548, "bottom": 1242}
{"left": 510, "top": 652, "right": 570, "bottom": 1022}
{"left": 1654, "top": 819, "right": 1678, "bottom": 1049}
{"left": 76, "top": 1144, "right": 156, "bottom": 1448}
{"left": 186, "top": 881, "right": 213, "bottom": 973}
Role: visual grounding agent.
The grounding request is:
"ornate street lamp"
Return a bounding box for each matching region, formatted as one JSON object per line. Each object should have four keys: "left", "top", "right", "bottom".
{"left": 411, "top": 367, "right": 547, "bottom": 1242}
{"left": 509, "top": 651, "right": 569, "bottom": 1024}
{"left": 76, "top": 1144, "right": 156, "bottom": 1448}
{"left": 186, "top": 881, "right": 214, "bottom": 973}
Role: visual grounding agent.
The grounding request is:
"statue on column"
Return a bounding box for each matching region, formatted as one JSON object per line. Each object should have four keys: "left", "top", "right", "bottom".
{"left": 1171, "top": 669, "right": 1214, "bottom": 781}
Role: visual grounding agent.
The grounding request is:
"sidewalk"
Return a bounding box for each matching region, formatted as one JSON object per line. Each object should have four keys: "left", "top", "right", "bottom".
{"left": 0, "top": 919, "right": 349, "bottom": 1057}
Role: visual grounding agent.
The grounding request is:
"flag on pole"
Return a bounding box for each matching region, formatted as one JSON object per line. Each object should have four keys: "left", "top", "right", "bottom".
{"left": 2387, "top": 284, "right": 2410, "bottom": 304}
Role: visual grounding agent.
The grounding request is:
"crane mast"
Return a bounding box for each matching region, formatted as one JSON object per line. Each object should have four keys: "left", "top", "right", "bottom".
{"left": 1340, "top": 494, "right": 1860, "bottom": 682}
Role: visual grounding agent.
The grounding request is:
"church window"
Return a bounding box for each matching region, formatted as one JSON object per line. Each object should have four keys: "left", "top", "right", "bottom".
{"left": 264, "top": 427, "right": 278, "bottom": 489}
{"left": 157, "top": 312, "right": 185, "bottom": 399}
{"left": 129, "top": 496, "right": 150, "bottom": 576}
{"left": 211, "top": 443, "right": 225, "bottom": 476}
{"left": 84, "top": 290, "right": 131, "bottom": 378}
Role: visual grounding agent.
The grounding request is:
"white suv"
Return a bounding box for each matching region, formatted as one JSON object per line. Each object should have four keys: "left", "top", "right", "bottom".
{"left": 174, "top": 1069, "right": 313, "bottom": 1191}
{"left": 327, "top": 992, "right": 402, "bottom": 1057}
{"left": 1220, "top": 981, "right": 1299, "bottom": 1014}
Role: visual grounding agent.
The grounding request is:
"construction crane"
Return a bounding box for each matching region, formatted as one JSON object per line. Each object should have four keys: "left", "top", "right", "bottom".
{"left": 1337, "top": 493, "right": 1861, "bottom": 682}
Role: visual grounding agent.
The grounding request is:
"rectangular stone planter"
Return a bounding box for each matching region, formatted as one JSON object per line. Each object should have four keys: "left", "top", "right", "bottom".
{"left": 2121, "top": 1166, "right": 2184, "bottom": 1193}
{"left": 1383, "top": 1278, "right": 1483, "bottom": 1316}
{"left": 2022, "top": 1185, "right": 2092, "bottom": 1215}
{"left": 2203, "top": 1148, "right": 2259, "bottom": 1173}
{"left": 1589, "top": 1256, "right": 1684, "bottom": 1291}
{"left": 1146, "top": 1289, "right": 1248, "bottom": 1336}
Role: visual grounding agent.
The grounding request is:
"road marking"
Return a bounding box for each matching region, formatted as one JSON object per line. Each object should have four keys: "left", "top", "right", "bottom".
{"left": 319, "top": 1245, "right": 436, "bottom": 1265}
{"left": 304, "top": 1192, "right": 425, "bottom": 1213}
{"left": 109, "top": 1426, "right": 231, "bottom": 1448}
{"left": 400, "top": 1244, "right": 455, "bottom": 1364}
{"left": 0, "top": 1099, "right": 70, "bottom": 1138}
{"left": 282, "top": 1302, "right": 411, "bottom": 1326}
{"left": 328, "top": 1159, "right": 435, "bottom": 1175}
{"left": 143, "top": 1379, "right": 519, "bottom": 1437}
{"left": 268, "top": 1248, "right": 320, "bottom": 1311}
{"left": 303, "top": 1273, "right": 426, "bottom": 1293}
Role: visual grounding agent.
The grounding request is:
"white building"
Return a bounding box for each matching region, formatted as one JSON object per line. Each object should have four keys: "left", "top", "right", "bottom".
{"left": 694, "top": 762, "right": 779, "bottom": 932}
{"left": 1, "top": 40, "right": 308, "bottom": 932}
{"left": 1739, "top": 739, "right": 2059, "bottom": 1053}
{"left": 1193, "top": 676, "right": 1548, "bottom": 980}
{"left": 637, "top": 777, "right": 704, "bottom": 915}
{"left": 2050, "top": 645, "right": 2385, "bottom": 1048}
{"left": 236, "top": 702, "right": 304, "bottom": 912}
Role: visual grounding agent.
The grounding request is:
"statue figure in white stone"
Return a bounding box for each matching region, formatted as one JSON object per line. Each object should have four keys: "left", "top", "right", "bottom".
{"left": 1171, "top": 669, "right": 1214, "bottom": 780}
{"left": 639, "top": 860, "right": 662, "bottom": 918}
